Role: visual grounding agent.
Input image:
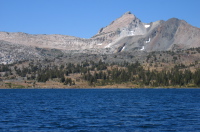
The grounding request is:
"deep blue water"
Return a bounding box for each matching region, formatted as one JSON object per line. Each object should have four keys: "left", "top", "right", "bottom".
{"left": 0, "top": 89, "right": 200, "bottom": 132}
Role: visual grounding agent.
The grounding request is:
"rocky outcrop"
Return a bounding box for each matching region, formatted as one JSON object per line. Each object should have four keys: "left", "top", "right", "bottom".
{"left": 0, "top": 40, "right": 43, "bottom": 64}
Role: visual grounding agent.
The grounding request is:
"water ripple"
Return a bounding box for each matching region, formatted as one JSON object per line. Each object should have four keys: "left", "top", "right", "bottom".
{"left": 0, "top": 89, "right": 200, "bottom": 131}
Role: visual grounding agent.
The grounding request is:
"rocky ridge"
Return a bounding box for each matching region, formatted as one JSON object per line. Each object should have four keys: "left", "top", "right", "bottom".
{"left": 0, "top": 12, "right": 200, "bottom": 64}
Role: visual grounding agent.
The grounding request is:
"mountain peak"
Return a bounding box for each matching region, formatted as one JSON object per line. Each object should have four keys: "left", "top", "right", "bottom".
{"left": 124, "top": 11, "right": 132, "bottom": 15}
{"left": 121, "top": 11, "right": 135, "bottom": 18}
{"left": 97, "top": 12, "right": 137, "bottom": 34}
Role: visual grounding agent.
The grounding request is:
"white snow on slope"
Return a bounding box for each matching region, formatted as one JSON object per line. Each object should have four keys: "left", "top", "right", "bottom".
{"left": 140, "top": 46, "right": 145, "bottom": 51}
{"left": 145, "top": 25, "right": 150, "bottom": 28}
{"left": 146, "top": 38, "right": 151, "bottom": 43}
{"left": 129, "top": 31, "right": 134, "bottom": 36}
{"left": 122, "top": 46, "right": 125, "bottom": 51}
{"left": 105, "top": 43, "right": 112, "bottom": 48}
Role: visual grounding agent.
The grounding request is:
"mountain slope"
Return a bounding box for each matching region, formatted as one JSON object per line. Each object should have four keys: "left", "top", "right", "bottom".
{"left": 144, "top": 18, "right": 200, "bottom": 51}
{"left": 0, "top": 12, "right": 200, "bottom": 56}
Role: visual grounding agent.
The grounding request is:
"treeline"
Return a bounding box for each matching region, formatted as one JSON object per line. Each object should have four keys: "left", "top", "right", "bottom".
{"left": 0, "top": 60, "right": 108, "bottom": 86}
{"left": 35, "top": 60, "right": 108, "bottom": 85}
{"left": 83, "top": 62, "right": 200, "bottom": 87}
{"left": 1, "top": 60, "right": 200, "bottom": 87}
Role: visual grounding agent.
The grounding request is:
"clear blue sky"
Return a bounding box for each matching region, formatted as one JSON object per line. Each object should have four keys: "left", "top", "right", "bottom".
{"left": 1, "top": 0, "right": 200, "bottom": 38}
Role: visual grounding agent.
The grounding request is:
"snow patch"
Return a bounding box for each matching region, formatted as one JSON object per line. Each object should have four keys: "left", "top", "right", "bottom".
{"left": 105, "top": 43, "right": 112, "bottom": 48}
{"left": 140, "top": 46, "right": 145, "bottom": 51}
{"left": 122, "top": 46, "right": 125, "bottom": 51}
{"left": 146, "top": 38, "right": 151, "bottom": 43}
{"left": 145, "top": 25, "right": 150, "bottom": 28}
{"left": 129, "top": 31, "right": 134, "bottom": 36}
{"left": 97, "top": 43, "right": 102, "bottom": 45}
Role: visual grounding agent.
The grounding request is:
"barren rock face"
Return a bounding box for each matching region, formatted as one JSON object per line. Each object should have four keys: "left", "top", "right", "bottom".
{"left": 98, "top": 11, "right": 145, "bottom": 35}
{"left": 0, "top": 11, "right": 200, "bottom": 56}
{"left": 144, "top": 18, "right": 200, "bottom": 51}
{"left": 0, "top": 32, "right": 100, "bottom": 50}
